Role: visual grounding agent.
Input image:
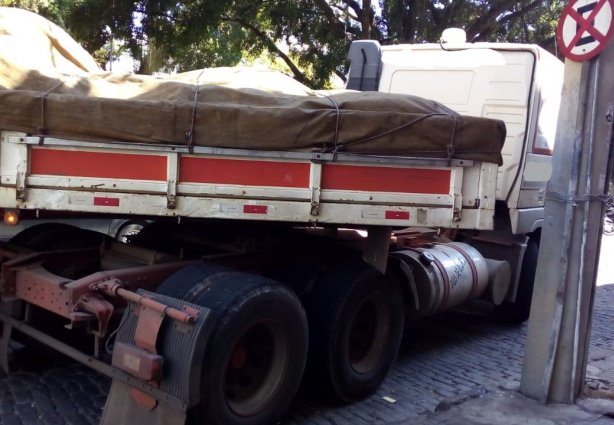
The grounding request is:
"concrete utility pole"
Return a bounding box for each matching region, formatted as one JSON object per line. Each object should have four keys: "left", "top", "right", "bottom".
{"left": 520, "top": 16, "right": 614, "bottom": 403}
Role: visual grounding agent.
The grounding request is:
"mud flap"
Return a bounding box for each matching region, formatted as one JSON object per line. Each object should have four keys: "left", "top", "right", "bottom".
{"left": 101, "top": 290, "right": 215, "bottom": 425}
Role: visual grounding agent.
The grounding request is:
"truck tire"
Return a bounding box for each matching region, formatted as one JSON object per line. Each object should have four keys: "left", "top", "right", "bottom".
{"left": 494, "top": 236, "right": 540, "bottom": 323}
{"left": 157, "top": 264, "right": 308, "bottom": 425}
{"left": 304, "top": 260, "right": 404, "bottom": 402}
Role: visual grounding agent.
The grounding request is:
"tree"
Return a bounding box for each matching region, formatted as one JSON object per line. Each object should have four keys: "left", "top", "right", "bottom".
{"left": 2, "top": 1, "right": 565, "bottom": 88}
{"left": 1, "top": 0, "right": 72, "bottom": 24}
{"left": 379, "top": 0, "right": 563, "bottom": 45}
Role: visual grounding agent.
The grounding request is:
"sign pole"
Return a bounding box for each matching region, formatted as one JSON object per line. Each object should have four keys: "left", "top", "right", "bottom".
{"left": 520, "top": 0, "right": 614, "bottom": 403}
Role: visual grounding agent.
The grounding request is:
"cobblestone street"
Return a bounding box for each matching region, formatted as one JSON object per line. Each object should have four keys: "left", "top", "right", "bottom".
{"left": 1, "top": 238, "right": 614, "bottom": 425}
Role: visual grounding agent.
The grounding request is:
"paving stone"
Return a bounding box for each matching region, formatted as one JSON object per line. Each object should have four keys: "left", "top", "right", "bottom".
{"left": 0, "top": 285, "right": 614, "bottom": 424}
{"left": 0, "top": 414, "right": 23, "bottom": 425}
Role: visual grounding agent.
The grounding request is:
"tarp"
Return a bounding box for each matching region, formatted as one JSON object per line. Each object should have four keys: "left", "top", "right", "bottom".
{"left": 0, "top": 7, "right": 506, "bottom": 165}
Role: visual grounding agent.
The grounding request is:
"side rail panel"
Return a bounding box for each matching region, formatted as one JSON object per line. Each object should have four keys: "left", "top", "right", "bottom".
{"left": 0, "top": 133, "right": 497, "bottom": 230}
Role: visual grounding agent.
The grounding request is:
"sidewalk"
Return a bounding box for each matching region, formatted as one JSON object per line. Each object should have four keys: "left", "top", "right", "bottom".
{"left": 422, "top": 387, "right": 614, "bottom": 425}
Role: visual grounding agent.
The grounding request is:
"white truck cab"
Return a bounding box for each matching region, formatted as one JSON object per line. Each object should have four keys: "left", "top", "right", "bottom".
{"left": 348, "top": 35, "right": 564, "bottom": 235}
{"left": 347, "top": 34, "right": 565, "bottom": 323}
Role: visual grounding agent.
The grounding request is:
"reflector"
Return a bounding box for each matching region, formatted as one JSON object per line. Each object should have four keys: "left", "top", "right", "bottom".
{"left": 3, "top": 210, "right": 19, "bottom": 226}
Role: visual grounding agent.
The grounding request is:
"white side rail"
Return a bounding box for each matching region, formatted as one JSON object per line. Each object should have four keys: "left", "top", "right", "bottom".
{"left": 0, "top": 132, "right": 497, "bottom": 229}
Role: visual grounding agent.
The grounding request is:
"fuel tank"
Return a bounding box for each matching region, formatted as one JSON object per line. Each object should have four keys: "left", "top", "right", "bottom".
{"left": 392, "top": 242, "right": 507, "bottom": 320}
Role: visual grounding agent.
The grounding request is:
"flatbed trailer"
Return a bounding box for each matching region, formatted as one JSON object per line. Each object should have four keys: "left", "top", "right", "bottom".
{"left": 0, "top": 131, "right": 503, "bottom": 425}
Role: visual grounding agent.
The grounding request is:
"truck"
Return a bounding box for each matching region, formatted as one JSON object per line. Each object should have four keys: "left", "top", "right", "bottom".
{"left": 0, "top": 8, "right": 563, "bottom": 425}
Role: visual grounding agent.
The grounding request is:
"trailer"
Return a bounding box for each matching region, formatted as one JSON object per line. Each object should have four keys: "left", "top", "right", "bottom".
{"left": 0, "top": 8, "right": 563, "bottom": 425}
{"left": 0, "top": 128, "right": 502, "bottom": 422}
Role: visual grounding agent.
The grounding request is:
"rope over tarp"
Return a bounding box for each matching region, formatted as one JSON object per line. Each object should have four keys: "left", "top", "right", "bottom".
{"left": 39, "top": 79, "right": 65, "bottom": 136}
{"left": 186, "top": 69, "right": 207, "bottom": 154}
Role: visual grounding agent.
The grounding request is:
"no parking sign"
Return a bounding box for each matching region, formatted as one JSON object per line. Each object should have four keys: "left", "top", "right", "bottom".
{"left": 556, "top": 0, "right": 614, "bottom": 61}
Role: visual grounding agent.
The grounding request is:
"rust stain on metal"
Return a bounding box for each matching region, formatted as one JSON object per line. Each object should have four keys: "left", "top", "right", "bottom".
{"left": 135, "top": 305, "right": 164, "bottom": 353}
{"left": 93, "top": 279, "right": 196, "bottom": 324}
{"left": 130, "top": 388, "right": 158, "bottom": 411}
{"left": 73, "top": 295, "right": 114, "bottom": 336}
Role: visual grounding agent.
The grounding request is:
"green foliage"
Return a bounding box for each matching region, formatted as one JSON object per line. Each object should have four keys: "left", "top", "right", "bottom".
{"left": 1, "top": 0, "right": 72, "bottom": 25}
{"left": 5, "top": 0, "right": 565, "bottom": 87}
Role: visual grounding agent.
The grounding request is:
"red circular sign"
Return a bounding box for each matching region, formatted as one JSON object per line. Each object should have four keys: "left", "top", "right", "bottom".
{"left": 556, "top": 0, "right": 614, "bottom": 61}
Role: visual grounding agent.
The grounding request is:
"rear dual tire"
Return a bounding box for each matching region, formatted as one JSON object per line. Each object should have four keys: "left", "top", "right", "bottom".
{"left": 157, "top": 264, "right": 308, "bottom": 425}
{"left": 304, "top": 260, "right": 405, "bottom": 402}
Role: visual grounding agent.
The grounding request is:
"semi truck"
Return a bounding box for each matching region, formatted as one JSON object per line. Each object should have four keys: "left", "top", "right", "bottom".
{"left": 0, "top": 8, "right": 563, "bottom": 425}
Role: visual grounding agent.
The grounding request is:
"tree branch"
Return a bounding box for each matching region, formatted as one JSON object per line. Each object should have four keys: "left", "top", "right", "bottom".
{"left": 343, "top": 0, "right": 373, "bottom": 38}
{"left": 345, "top": 0, "right": 363, "bottom": 21}
{"left": 360, "top": 0, "right": 372, "bottom": 39}
{"left": 311, "top": 0, "right": 348, "bottom": 38}
{"left": 498, "top": 1, "right": 541, "bottom": 25}
{"left": 223, "top": 17, "right": 307, "bottom": 84}
{"left": 427, "top": 1, "right": 442, "bottom": 27}
{"left": 468, "top": 0, "right": 541, "bottom": 41}
{"left": 465, "top": 0, "right": 540, "bottom": 41}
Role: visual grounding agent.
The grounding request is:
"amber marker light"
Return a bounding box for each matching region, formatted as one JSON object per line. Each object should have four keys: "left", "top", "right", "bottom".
{"left": 3, "top": 210, "right": 20, "bottom": 226}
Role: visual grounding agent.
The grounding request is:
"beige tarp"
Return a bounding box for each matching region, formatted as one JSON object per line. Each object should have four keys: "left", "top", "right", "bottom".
{"left": 0, "top": 7, "right": 506, "bottom": 165}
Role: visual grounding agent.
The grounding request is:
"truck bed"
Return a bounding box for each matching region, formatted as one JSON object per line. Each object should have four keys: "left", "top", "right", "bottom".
{"left": 0, "top": 131, "right": 497, "bottom": 229}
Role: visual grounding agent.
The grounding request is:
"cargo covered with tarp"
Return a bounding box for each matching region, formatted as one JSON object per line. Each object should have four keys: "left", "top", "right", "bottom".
{"left": 0, "top": 7, "right": 506, "bottom": 165}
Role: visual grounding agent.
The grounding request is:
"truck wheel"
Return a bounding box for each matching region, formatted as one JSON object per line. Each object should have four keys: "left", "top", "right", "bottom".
{"left": 157, "top": 264, "right": 308, "bottom": 425}
{"left": 114, "top": 220, "right": 146, "bottom": 243}
{"left": 304, "top": 260, "right": 404, "bottom": 402}
{"left": 494, "top": 236, "right": 540, "bottom": 323}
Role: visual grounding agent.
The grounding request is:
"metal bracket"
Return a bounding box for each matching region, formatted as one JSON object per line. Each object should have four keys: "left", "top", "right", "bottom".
{"left": 16, "top": 171, "right": 26, "bottom": 202}
{"left": 167, "top": 180, "right": 177, "bottom": 209}
{"left": 453, "top": 207, "right": 462, "bottom": 222}
{"left": 167, "top": 152, "right": 179, "bottom": 210}
{"left": 310, "top": 186, "right": 321, "bottom": 216}
{"left": 72, "top": 294, "right": 115, "bottom": 337}
{"left": 310, "top": 162, "right": 322, "bottom": 217}
{"left": 362, "top": 226, "right": 392, "bottom": 274}
{"left": 453, "top": 193, "right": 462, "bottom": 221}
{"left": 449, "top": 165, "right": 464, "bottom": 222}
